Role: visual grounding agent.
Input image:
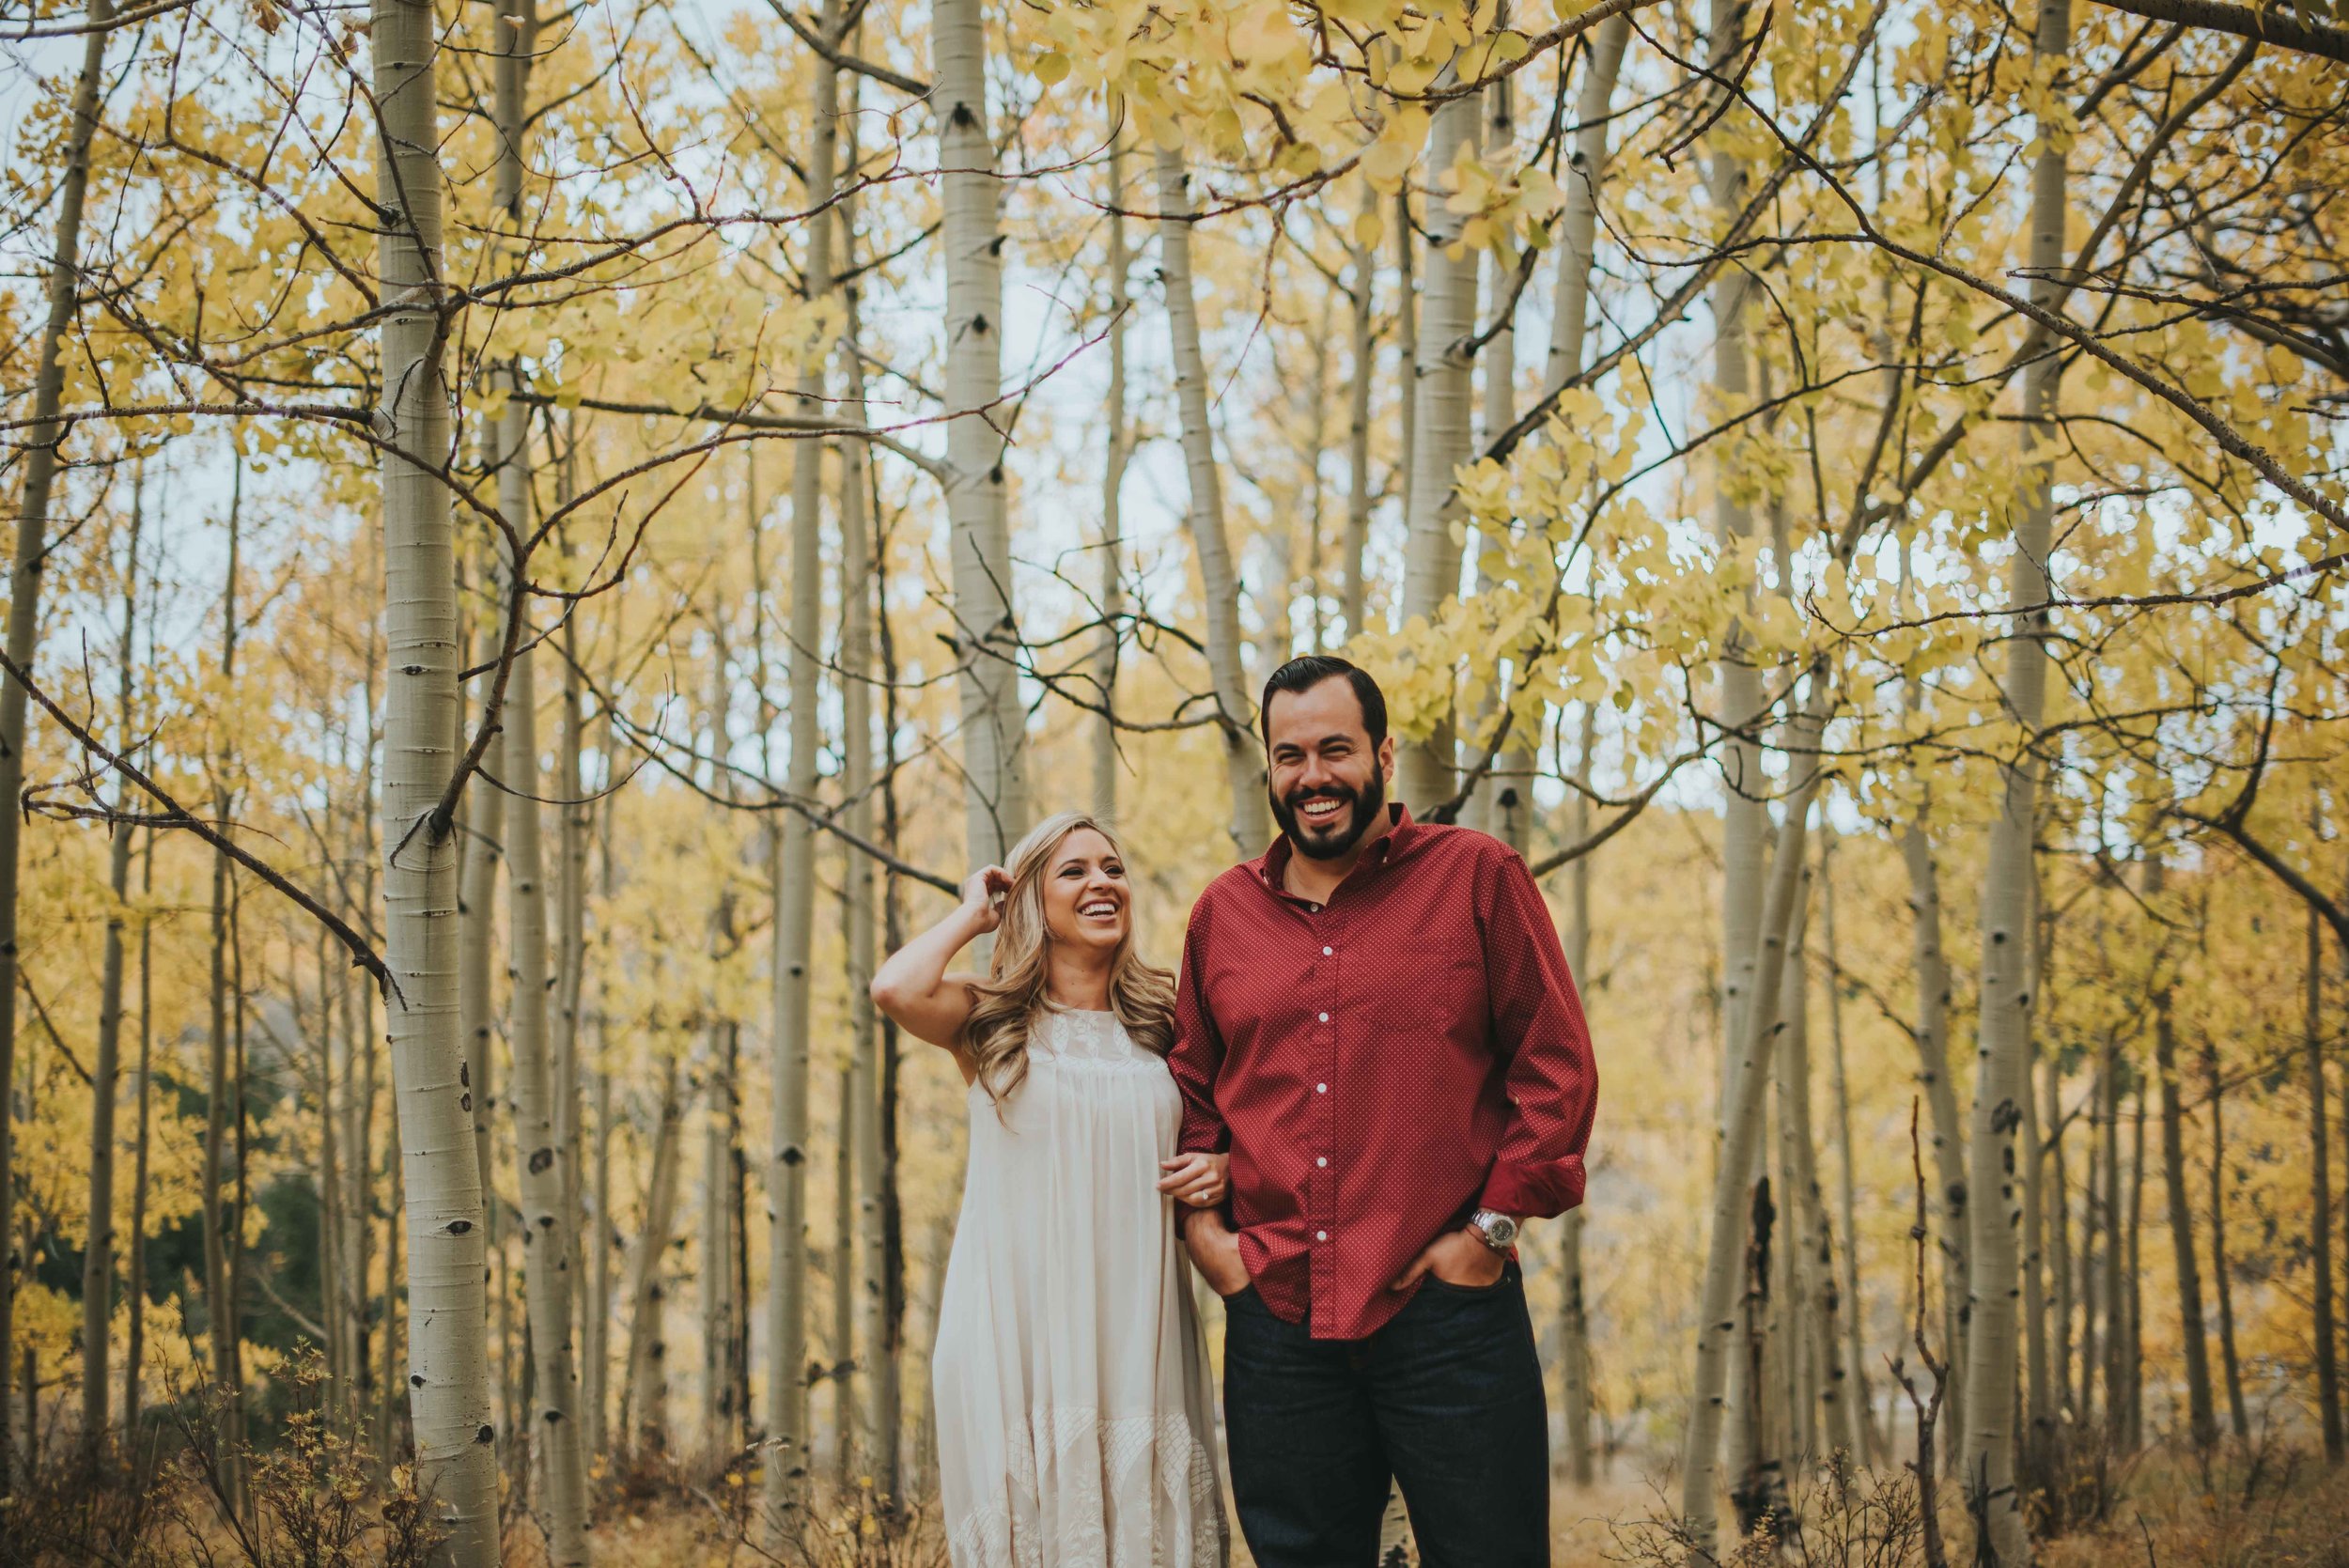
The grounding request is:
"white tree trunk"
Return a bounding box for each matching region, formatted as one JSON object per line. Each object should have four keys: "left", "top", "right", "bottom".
{"left": 624, "top": 1061, "right": 685, "bottom": 1454}
{"left": 700, "top": 1071, "right": 736, "bottom": 1463}
{"left": 82, "top": 484, "right": 141, "bottom": 1457}
{"left": 1462, "top": 71, "right": 1517, "bottom": 841}
{"left": 1960, "top": 8, "right": 2071, "bottom": 1560}
{"left": 1820, "top": 834, "right": 1881, "bottom": 1465}
{"left": 1396, "top": 88, "right": 1481, "bottom": 812}
{"left": 1153, "top": 147, "right": 1270, "bottom": 854}
{"left": 1342, "top": 179, "right": 1377, "bottom": 645}
{"left": 372, "top": 0, "right": 503, "bottom": 1552}
{"left": 838, "top": 303, "right": 899, "bottom": 1498}
{"left": 553, "top": 576, "right": 589, "bottom": 1426}
{"left": 1093, "top": 132, "right": 1129, "bottom": 819}
{"left": 126, "top": 825, "right": 157, "bottom": 1438}
{"left": 1700, "top": 0, "right": 1770, "bottom": 1504}
{"left": 490, "top": 9, "right": 589, "bottom": 1545}
{"left": 1559, "top": 701, "right": 1598, "bottom": 1486}
{"left": 1901, "top": 817, "right": 1968, "bottom": 1453}
{"left": 1541, "top": 12, "right": 1630, "bottom": 397}
{"left": 584, "top": 1062, "right": 614, "bottom": 1455}
{"left": 459, "top": 616, "right": 506, "bottom": 1209}
{"left": 0, "top": 0, "right": 109, "bottom": 1479}
{"left": 767, "top": 0, "right": 843, "bottom": 1523}
{"left": 493, "top": 477, "right": 591, "bottom": 1560}
{"left": 1679, "top": 679, "right": 1832, "bottom": 1560}
{"left": 1775, "top": 875, "right": 1818, "bottom": 1467}
{"left": 936, "top": 0, "right": 1030, "bottom": 867}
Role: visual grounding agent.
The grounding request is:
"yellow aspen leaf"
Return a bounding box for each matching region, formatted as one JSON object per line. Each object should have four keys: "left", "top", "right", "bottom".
{"left": 1387, "top": 55, "right": 1440, "bottom": 96}
{"left": 1034, "top": 51, "right": 1071, "bottom": 85}
{"left": 1361, "top": 135, "right": 1417, "bottom": 184}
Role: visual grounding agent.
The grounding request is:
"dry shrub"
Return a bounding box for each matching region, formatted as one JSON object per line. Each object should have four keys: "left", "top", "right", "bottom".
{"left": 0, "top": 1440, "right": 170, "bottom": 1568}
{"left": 1604, "top": 1456, "right": 1930, "bottom": 1568}
{"left": 2040, "top": 1440, "right": 2349, "bottom": 1568}
{"left": 156, "top": 1351, "right": 441, "bottom": 1568}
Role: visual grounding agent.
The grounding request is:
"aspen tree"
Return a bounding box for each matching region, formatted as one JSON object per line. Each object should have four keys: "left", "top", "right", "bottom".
{"left": 2020, "top": 860, "right": 2051, "bottom": 1478}
{"left": 371, "top": 0, "right": 505, "bottom": 1548}
{"left": 0, "top": 0, "right": 109, "bottom": 1474}
{"left": 2145, "top": 861, "right": 2215, "bottom": 1450}
{"left": 1681, "top": 681, "right": 1834, "bottom": 1558}
{"left": 490, "top": 4, "right": 589, "bottom": 1543}
{"left": 1094, "top": 132, "right": 1129, "bottom": 819}
{"left": 585, "top": 1063, "right": 614, "bottom": 1456}
{"left": 1396, "top": 87, "right": 1481, "bottom": 810}
{"left": 831, "top": 1058, "right": 857, "bottom": 1482}
{"left": 321, "top": 921, "right": 346, "bottom": 1424}
{"left": 1539, "top": 34, "right": 1628, "bottom": 1448}
{"left": 625, "top": 1060, "right": 685, "bottom": 1453}
{"left": 937, "top": 0, "right": 1031, "bottom": 865}
{"left": 2123, "top": 1082, "right": 2146, "bottom": 1451}
{"left": 769, "top": 0, "right": 845, "bottom": 1520}
{"left": 126, "top": 821, "right": 155, "bottom": 1440}
{"left": 2308, "top": 868, "right": 2341, "bottom": 1457}
{"left": 1780, "top": 872, "right": 1854, "bottom": 1464}
{"left": 1701, "top": 0, "right": 1774, "bottom": 1496}
{"left": 1961, "top": 6, "right": 2072, "bottom": 1554}
{"left": 1559, "top": 701, "right": 1598, "bottom": 1487}
{"left": 1821, "top": 832, "right": 1881, "bottom": 1464}
{"left": 2046, "top": 1027, "right": 2073, "bottom": 1423}
{"left": 2086, "top": 1047, "right": 2123, "bottom": 1427}
{"left": 1463, "top": 69, "right": 1519, "bottom": 842}
{"left": 1342, "top": 179, "right": 1377, "bottom": 645}
{"left": 459, "top": 613, "right": 506, "bottom": 1207}
{"left": 553, "top": 472, "right": 589, "bottom": 1397}
{"left": 205, "top": 458, "right": 245, "bottom": 1499}
{"left": 702, "top": 1075, "right": 737, "bottom": 1463}
{"left": 1154, "top": 147, "right": 1269, "bottom": 853}
{"left": 840, "top": 263, "right": 899, "bottom": 1498}
{"left": 1702, "top": 0, "right": 1769, "bottom": 1169}
{"left": 1392, "top": 192, "right": 1416, "bottom": 619}
{"left": 2204, "top": 1039, "right": 2248, "bottom": 1441}
{"left": 1901, "top": 818, "right": 1968, "bottom": 1450}
{"left": 82, "top": 478, "right": 141, "bottom": 1458}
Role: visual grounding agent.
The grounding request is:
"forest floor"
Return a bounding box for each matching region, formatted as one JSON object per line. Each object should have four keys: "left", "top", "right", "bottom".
{"left": 532, "top": 1444, "right": 2349, "bottom": 1568}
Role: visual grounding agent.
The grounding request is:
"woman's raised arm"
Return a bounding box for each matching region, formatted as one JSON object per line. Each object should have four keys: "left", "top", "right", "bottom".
{"left": 870, "top": 865, "right": 1009, "bottom": 1054}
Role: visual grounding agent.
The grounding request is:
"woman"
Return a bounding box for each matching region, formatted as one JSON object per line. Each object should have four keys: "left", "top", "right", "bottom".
{"left": 870, "top": 812, "right": 1231, "bottom": 1568}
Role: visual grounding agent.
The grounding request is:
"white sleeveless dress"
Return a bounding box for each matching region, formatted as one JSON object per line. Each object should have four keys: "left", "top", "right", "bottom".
{"left": 932, "top": 1006, "right": 1228, "bottom": 1568}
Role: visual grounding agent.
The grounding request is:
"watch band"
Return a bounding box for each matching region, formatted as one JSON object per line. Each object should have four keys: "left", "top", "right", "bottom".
{"left": 1469, "top": 1208, "right": 1518, "bottom": 1252}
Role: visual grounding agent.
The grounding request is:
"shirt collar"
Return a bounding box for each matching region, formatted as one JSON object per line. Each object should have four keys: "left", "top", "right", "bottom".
{"left": 1255, "top": 802, "right": 1418, "bottom": 899}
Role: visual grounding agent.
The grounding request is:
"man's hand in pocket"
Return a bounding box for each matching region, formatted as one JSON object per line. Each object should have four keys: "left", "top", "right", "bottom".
{"left": 1391, "top": 1228, "right": 1506, "bottom": 1293}
{"left": 1181, "top": 1207, "right": 1252, "bottom": 1297}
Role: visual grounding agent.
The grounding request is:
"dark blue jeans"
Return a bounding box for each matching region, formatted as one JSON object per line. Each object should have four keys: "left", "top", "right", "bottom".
{"left": 1221, "top": 1264, "right": 1549, "bottom": 1568}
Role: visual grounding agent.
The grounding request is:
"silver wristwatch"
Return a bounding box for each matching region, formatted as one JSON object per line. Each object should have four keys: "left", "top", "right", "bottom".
{"left": 1468, "top": 1209, "right": 1519, "bottom": 1253}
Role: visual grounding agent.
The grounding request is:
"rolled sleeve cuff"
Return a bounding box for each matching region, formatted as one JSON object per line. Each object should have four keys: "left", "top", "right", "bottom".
{"left": 1480, "top": 1155, "right": 1585, "bottom": 1220}
{"left": 1178, "top": 1110, "right": 1231, "bottom": 1156}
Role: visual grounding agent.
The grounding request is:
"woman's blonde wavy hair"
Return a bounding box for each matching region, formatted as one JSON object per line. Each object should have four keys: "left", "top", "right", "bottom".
{"left": 960, "top": 812, "right": 1175, "bottom": 1110}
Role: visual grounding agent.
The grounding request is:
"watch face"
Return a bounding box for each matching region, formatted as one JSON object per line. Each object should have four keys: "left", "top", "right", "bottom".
{"left": 1479, "top": 1213, "right": 1518, "bottom": 1247}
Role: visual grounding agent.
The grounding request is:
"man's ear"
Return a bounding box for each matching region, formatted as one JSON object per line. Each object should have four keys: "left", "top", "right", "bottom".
{"left": 1377, "top": 735, "right": 1396, "bottom": 781}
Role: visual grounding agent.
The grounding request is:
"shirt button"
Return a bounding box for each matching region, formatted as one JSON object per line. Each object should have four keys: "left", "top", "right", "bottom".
{"left": 1318, "top": 1012, "right": 1329, "bottom": 1022}
{"left": 1307, "top": 903, "right": 1321, "bottom": 912}
{"left": 1316, "top": 1083, "right": 1327, "bottom": 1094}
{"left": 1322, "top": 946, "right": 1333, "bottom": 956}
{"left": 1316, "top": 1157, "right": 1328, "bottom": 1169}
{"left": 1315, "top": 1231, "right": 1328, "bottom": 1242}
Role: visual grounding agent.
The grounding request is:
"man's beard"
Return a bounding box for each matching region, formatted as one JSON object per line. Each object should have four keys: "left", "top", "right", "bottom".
{"left": 1269, "top": 768, "right": 1386, "bottom": 861}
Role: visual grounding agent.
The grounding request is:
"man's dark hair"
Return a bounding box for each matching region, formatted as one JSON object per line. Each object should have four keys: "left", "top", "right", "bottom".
{"left": 1259, "top": 656, "right": 1388, "bottom": 750}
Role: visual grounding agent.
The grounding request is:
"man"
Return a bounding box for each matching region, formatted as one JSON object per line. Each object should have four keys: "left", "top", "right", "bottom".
{"left": 1170, "top": 654, "right": 1597, "bottom": 1568}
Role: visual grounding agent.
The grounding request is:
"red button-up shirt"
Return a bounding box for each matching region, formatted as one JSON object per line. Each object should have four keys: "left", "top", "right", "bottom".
{"left": 1170, "top": 804, "right": 1597, "bottom": 1340}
